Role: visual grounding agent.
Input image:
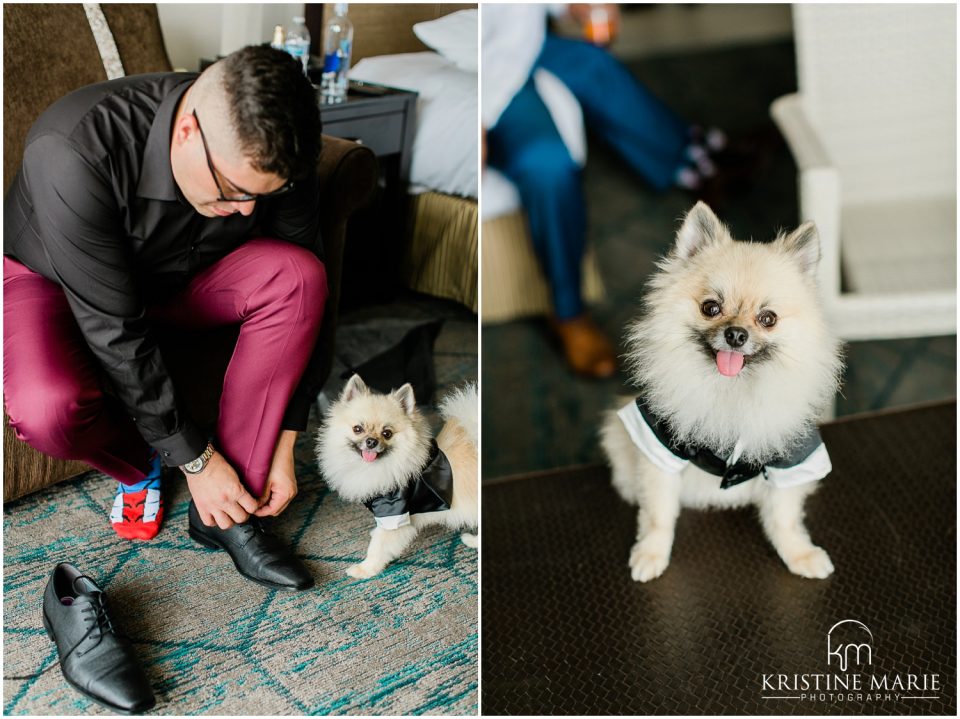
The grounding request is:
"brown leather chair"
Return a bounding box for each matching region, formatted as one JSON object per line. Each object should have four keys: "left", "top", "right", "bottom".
{"left": 3, "top": 4, "right": 378, "bottom": 501}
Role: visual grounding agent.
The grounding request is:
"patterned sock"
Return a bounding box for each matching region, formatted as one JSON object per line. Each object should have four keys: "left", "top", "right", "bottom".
{"left": 110, "top": 452, "right": 164, "bottom": 540}
{"left": 685, "top": 144, "right": 717, "bottom": 178}
{"left": 674, "top": 165, "right": 702, "bottom": 190}
{"left": 689, "top": 125, "right": 727, "bottom": 153}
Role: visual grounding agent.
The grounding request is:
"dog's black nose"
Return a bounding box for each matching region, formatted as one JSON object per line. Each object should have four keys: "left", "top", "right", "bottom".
{"left": 364, "top": 437, "right": 378, "bottom": 449}
{"left": 724, "top": 326, "right": 748, "bottom": 348}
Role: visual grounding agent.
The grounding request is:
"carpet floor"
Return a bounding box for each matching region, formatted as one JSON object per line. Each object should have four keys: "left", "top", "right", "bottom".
{"left": 3, "top": 297, "right": 478, "bottom": 715}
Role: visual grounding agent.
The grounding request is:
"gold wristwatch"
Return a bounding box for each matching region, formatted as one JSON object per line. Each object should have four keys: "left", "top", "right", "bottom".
{"left": 181, "top": 442, "right": 215, "bottom": 475}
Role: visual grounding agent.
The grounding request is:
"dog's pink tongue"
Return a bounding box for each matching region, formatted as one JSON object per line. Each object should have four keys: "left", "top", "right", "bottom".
{"left": 361, "top": 450, "right": 378, "bottom": 463}
{"left": 716, "top": 350, "right": 745, "bottom": 377}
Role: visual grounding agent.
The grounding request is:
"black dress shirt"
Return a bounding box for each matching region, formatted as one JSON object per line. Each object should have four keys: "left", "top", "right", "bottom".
{"left": 4, "top": 73, "right": 324, "bottom": 466}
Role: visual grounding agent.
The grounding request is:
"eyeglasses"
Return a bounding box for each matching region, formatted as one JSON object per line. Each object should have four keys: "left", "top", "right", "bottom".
{"left": 193, "top": 110, "right": 294, "bottom": 202}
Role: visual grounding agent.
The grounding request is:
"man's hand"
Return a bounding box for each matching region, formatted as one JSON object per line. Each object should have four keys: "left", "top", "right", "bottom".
{"left": 567, "top": 3, "right": 621, "bottom": 45}
{"left": 184, "top": 451, "right": 259, "bottom": 529}
{"left": 254, "top": 430, "right": 298, "bottom": 518}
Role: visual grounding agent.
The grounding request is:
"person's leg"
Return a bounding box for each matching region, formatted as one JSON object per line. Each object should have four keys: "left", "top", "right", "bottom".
{"left": 3, "top": 257, "right": 162, "bottom": 539}
{"left": 488, "top": 81, "right": 616, "bottom": 377}
{"left": 537, "top": 34, "right": 691, "bottom": 191}
{"left": 149, "top": 238, "right": 327, "bottom": 498}
{"left": 488, "top": 79, "right": 587, "bottom": 321}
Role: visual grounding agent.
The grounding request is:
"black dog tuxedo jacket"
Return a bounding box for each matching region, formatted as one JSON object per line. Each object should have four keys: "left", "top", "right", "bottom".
{"left": 617, "top": 396, "right": 832, "bottom": 489}
{"left": 363, "top": 440, "right": 454, "bottom": 529}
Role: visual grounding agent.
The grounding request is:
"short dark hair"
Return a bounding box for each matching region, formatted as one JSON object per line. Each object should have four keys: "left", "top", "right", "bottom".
{"left": 221, "top": 45, "right": 322, "bottom": 181}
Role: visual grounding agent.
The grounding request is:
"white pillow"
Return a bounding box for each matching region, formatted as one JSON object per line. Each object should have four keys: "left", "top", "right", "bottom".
{"left": 350, "top": 53, "right": 478, "bottom": 198}
{"left": 413, "top": 9, "right": 478, "bottom": 73}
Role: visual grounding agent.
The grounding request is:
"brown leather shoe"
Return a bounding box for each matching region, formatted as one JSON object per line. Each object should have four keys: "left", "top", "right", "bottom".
{"left": 550, "top": 314, "right": 618, "bottom": 378}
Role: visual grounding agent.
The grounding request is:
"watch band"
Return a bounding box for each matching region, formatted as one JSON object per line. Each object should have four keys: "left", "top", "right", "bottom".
{"left": 181, "top": 442, "right": 215, "bottom": 475}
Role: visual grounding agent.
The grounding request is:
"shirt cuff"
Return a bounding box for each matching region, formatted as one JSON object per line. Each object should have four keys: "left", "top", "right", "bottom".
{"left": 617, "top": 401, "right": 689, "bottom": 475}
{"left": 150, "top": 424, "right": 208, "bottom": 467}
{"left": 765, "top": 443, "right": 832, "bottom": 488}
{"left": 281, "top": 394, "right": 312, "bottom": 432}
{"left": 374, "top": 513, "right": 411, "bottom": 530}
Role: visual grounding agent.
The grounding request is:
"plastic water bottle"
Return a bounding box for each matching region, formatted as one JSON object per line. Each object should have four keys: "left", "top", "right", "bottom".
{"left": 270, "top": 25, "right": 285, "bottom": 51}
{"left": 320, "top": 4, "right": 353, "bottom": 103}
{"left": 284, "top": 16, "right": 311, "bottom": 75}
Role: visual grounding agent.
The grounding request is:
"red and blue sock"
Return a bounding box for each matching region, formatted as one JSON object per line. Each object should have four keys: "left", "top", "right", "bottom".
{"left": 110, "top": 452, "right": 164, "bottom": 540}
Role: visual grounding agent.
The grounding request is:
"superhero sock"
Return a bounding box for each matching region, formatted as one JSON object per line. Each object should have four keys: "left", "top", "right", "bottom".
{"left": 110, "top": 452, "right": 164, "bottom": 540}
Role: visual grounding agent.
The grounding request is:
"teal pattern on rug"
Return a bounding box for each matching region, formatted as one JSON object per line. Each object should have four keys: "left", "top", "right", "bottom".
{"left": 3, "top": 415, "right": 478, "bottom": 715}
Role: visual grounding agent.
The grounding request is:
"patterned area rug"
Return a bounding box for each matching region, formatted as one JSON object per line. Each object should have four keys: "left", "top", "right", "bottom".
{"left": 4, "top": 423, "right": 477, "bottom": 715}
{"left": 4, "top": 298, "right": 479, "bottom": 718}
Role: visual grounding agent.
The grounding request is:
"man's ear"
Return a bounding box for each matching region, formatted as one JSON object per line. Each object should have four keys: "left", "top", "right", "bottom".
{"left": 393, "top": 383, "right": 417, "bottom": 415}
{"left": 171, "top": 111, "right": 195, "bottom": 147}
{"left": 342, "top": 374, "right": 369, "bottom": 402}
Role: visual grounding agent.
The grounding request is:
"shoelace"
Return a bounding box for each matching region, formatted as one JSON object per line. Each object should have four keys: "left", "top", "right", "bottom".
{"left": 235, "top": 517, "right": 270, "bottom": 538}
{"left": 3, "top": 596, "right": 122, "bottom": 681}
{"left": 76, "top": 597, "right": 116, "bottom": 655}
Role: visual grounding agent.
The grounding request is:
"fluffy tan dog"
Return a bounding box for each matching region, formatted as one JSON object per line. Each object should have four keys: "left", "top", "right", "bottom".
{"left": 317, "top": 376, "right": 478, "bottom": 578}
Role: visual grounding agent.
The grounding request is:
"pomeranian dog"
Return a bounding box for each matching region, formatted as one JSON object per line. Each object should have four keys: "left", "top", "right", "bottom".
{"left": 600, "top": 202, "right": 843, "bottom": 582}
{"left": 316, "top": 375, "right": 478, "bottom": 579}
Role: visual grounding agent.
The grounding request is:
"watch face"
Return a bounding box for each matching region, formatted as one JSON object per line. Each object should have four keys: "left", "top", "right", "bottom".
{"left": 184, "top": 458, "right": 203, "bottom": 473}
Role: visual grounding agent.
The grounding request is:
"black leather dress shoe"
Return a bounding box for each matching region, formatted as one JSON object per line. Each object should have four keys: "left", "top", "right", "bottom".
{"left": 187, "top": 501, "right": 314, "bottom": 591}
{"left": 42, "top": 563, "right": 155, "bottom": 714}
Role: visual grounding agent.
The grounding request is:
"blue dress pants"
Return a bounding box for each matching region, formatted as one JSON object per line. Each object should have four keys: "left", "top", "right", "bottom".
{"left": 488, "top": 35, "right": 690, "bottom": 319}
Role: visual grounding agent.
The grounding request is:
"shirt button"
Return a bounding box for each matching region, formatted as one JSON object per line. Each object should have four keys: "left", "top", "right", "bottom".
{"left": 163, "top": 451, "right": 171, "bottom": 457}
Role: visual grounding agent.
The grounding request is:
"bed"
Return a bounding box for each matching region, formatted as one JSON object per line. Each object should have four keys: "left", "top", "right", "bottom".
{"left": 348, "top": 8, "right": 478, "bottom": 312}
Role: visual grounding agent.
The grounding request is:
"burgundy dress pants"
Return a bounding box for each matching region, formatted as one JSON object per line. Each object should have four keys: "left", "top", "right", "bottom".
{"left": 3, "top": 238, "right": 327, "bottom": 497}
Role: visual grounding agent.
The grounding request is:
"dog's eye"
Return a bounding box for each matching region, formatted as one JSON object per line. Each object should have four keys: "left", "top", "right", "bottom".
{"left": 757, "top": 310, "right": 778, "bottom": 328}
{"left": 352, "top": 425, "right": 363, "bottom": 434}
{"left": 381, "top": 429, "right": 393, "bottom": 440}
{"left": 700, "top": 300, "right": 721, "bottom": 318}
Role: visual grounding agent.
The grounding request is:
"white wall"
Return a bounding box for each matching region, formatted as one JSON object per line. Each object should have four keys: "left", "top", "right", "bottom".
{"left": 157, "top": 3, "right": 304, "bottom": 71}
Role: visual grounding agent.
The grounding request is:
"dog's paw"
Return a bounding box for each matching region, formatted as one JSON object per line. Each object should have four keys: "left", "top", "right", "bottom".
{"left": 784, "top": 546, "right": 834, "bottom": 579}
{"left": 628, "top": 541, "right": 670, "bottom": 582}
{"left": 346, "top": 562, "right": 380, "bottom": 580}
{"left": 460, "top": 532, "right": 478, "bottom": 549}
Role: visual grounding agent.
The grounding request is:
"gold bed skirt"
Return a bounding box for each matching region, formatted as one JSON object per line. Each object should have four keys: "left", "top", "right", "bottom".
{"left": 403, "top": 191, "right": 478, "bottom": 313}
{"left": 480, "top": 211, "right": 605, "bottom": 324}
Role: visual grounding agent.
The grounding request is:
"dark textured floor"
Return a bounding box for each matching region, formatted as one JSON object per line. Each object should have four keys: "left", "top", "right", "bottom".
{"left": 482, "top": 403, "right": 956, "bottom": 715}
{"left": 481, "top": 40, "right": 957, "bottom": 479}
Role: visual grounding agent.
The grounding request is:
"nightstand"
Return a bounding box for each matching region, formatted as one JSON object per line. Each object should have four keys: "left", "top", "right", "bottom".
{"left": 317, "top": 81, "right": 419, "bottom": 308}
{"left": 318, "top": 80, "right": 417, "bottom": 185}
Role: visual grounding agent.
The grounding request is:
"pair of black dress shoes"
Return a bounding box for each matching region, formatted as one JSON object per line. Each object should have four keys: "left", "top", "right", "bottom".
{"left": 41, "top": 504, "right": 312, "bottom": 713}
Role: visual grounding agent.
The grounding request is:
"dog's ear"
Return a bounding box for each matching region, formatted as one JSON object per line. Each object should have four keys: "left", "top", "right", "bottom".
{"left": 675, "top": 202, "right": 728, "bottom": 259}
{"left": 777, "top": 221, "right": 820, "bottom": 278}
{"left": 393, "top": 383, "right": 417, "bottom": 415}
{"left": 341, "top": 374, "right": 369, "bottom": 401}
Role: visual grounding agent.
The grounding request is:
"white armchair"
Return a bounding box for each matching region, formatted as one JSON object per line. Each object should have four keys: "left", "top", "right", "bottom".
{"left": 771, "top": 4, "right": 956, "bottom": 341}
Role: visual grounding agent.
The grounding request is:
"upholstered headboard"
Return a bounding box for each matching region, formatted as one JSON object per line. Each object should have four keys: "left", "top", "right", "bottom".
{"left": 317, "top": 3, "right": 475, "bottom": 64}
